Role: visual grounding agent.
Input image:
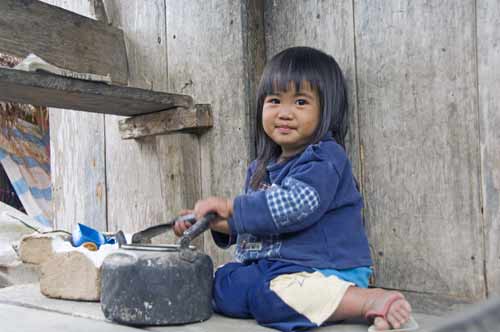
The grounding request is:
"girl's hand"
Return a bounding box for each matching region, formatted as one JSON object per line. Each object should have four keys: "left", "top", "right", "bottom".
{"left": 194, "top": 196, "right": 233, "bottom": 220}
{"left": 173, "top": 209, "right": 194, "bottom": 237}
{"left": 194, "top": 197, "right": 233, "bottom": 235}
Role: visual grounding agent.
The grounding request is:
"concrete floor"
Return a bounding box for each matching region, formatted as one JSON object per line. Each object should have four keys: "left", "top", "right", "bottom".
{"left": 0, "top": 284, "right": 441, "bottom": 332}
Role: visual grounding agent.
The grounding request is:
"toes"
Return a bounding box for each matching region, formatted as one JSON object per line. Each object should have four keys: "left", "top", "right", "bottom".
{"left": 402, "top": 300, "right": 412, "bottom": 312}
{"left": 374, "top": 317, "right": 390, "bottom": 331}
{"left": 388, "top": 300, "right": 411, "bottom": 328}
{"left": 366, "top": 291, "right": 413, "bottom": 330}
{"left": 387, "top": 311, "right": 403, "bottom": 329}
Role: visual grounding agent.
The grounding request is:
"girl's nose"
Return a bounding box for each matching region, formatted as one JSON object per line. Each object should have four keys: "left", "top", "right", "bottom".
{"left": 278, "top": 107, "right": 293, "bottom": 119}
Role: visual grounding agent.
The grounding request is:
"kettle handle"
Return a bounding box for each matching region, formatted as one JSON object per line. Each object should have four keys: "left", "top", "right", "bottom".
{"left": 178, "top": 212, "right": 218, "bottom": 249}
{"left": 129, "top": 213, "right": 196, "bottom": 244}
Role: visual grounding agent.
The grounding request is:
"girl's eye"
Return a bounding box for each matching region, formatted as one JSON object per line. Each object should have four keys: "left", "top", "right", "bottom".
{"left": 295, "top": 99, "right": 307, "bottom": 106}
{"left": 267, "top": 98, "right": 280, "bottom": 104}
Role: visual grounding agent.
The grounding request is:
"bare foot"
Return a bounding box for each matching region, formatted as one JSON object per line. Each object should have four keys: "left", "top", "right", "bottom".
{"left": 364, "top": 290, "right": 412, "bottom": 330}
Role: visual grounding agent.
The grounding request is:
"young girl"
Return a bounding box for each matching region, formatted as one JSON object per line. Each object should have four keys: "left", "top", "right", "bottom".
{"left": 174, "top": 46, "right": 413, "bottom": 332}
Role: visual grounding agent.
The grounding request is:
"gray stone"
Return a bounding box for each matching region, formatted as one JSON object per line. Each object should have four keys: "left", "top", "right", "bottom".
{"left": 40, "top": 251, "right": 100, "bottom": 301}
{"left": 19, "top": 232, "right": 69, "bottom": 265}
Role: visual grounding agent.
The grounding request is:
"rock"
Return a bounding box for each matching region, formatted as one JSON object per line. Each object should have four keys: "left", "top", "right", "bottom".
{"left": 40, "top": 251, "right": 100, "bottom": 301}
{"left": 19, "top": 232, "right": 70, "bottom": 265}
{"left": 39, "top": 243, "right": 118, "bottom": 301}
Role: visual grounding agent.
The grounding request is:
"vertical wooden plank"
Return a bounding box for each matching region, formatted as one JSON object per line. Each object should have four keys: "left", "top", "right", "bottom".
{"left": 477, "top": 0, "right": 500, "bottom": 296}
{"left": 45, "top": 0, "right": 107, "bottom": 232}
{"left": 50, "top": 112, "right": 106, "bottom": 231}
{"left": 102, "top": 0, "right": 168, "bottom": 234}
{"left": 155, "top": 133, "right": 202, "bottom": 247}
{"left": 103, "top": 0, "right": 202, "bottom": 249}
{"left": 355, "top": 0, "right": 484, "bottom": 303}
{"left": 264, "top": 0, "right": 362, "bottom": 184}
{"left": 166, "top": 0, "right": 265, "bottom": 266}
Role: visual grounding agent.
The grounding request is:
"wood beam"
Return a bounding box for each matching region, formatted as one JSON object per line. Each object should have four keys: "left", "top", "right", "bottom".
{"left": 0, "top": 0, "right": 128, "bottom": 85}
{"left": 0, "top": 67, "right": 193, "bottom": 116}
{"left": 118, "top": 104, "right": 213, "bottom": 139}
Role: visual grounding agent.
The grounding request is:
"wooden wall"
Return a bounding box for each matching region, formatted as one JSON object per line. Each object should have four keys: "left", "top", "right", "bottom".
{"left": 48, "top": 0, "right": 500, "bottom": 313}
{"left": 355, "top": 1, "right": 484, "bottom": 312}
{"left": 265, "top": 0, "right": 500, "bottom": 313}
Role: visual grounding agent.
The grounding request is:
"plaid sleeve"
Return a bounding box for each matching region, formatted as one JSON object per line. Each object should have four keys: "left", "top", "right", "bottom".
{"left": 266, "top": 177, "right": 320, "bottom": 228}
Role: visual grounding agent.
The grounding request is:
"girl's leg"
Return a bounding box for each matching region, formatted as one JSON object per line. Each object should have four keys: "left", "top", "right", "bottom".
{"left": 327, "top": 287, "right": 412, "bottom": 330}
{"left": 212, "top": 262, "right": 262, "bottom": 318}
{"left": 248, "top": 276, "right": 318, "bottom": 331}
{"left": 247, "top": 261, "right": 319, "bottom": 332}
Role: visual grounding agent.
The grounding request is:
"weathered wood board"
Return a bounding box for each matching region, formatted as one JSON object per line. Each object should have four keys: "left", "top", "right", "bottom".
{"left": 46, "top": 0, "right": 107, "bottom": 232}
{"left": 264, "top": 0, "right": 362, "bottom": 186}
{"left": 477, "top": 0, "right": 500, "bottom": 296}
{"left": 102, "top": 0, "right": 171, "bottom": 236}
{"left": 354, "top": 0, "right": 484, "bottom": 301}
{"left": 118, "top": 104, "right": 213, "bottom": 139}
{"left": 166, "top": 0, "right": 265, "bottom": 266}
{"left": 1, "top": 0, "right": 128, "bottom": 85}
{"left": 102, "top": 0, "right": 203, "bottom": 250}
{"left": 0, "top": 67, "right": 193, "bottom": 116}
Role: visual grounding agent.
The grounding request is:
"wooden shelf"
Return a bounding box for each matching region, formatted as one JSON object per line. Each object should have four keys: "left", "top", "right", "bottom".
{"left": 119, "top": 104, "right": 213, "bottom": 139}
{"left": 0, "top": 67, "right": 193, "bottom": 116}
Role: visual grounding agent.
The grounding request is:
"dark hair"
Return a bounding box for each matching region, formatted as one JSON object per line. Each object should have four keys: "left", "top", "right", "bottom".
{"left": 250, "top": 46, "right": 349, "bottom": 190}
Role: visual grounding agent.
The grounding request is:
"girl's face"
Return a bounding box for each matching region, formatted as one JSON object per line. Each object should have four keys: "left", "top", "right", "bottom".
{"left": 262, "top": 80, "right": 320, "bottom": 159}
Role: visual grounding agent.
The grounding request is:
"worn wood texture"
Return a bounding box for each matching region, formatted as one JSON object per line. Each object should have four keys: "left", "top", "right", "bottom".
{"left": 477, "top": 0, "right": 500, "bottom": 296}
{"left": 118, "top": 104, "right": 213, "bottom": 139}
{"left": 102, "top": 0, "right": 169, "bottom": 235}
{"left": 0, "top": 67, "right": 193, "bottom": 116}
{"left": 1, "top": 0, "right": 128, "bottom": 85}
{"left": 166, "top": 0, "right": 265, "bottom": 266}
{"left": 264, "top": 0, "right": 362, "bottom": 187}
{"left": 355, "top": 0, "right": 484, "bottom": 300}
{"left": 46, "top": 0, "right": 106, "bottom": 232}
{"left": 102, "top": 0, "right": 203, "bottom": 250}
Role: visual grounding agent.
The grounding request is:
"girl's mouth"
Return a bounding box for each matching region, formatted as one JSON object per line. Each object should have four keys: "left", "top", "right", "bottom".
{"left": 275, "top": 126, "right": 294, "bottom": 134}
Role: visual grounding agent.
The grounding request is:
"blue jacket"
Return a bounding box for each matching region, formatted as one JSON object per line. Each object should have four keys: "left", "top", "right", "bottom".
{"left": 212, "top": 134, "right": 373, "bottom": 269}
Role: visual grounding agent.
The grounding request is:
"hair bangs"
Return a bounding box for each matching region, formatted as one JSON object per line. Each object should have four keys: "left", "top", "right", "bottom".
{"left": 260, "top": 52, "right": 323, "bottom": 97}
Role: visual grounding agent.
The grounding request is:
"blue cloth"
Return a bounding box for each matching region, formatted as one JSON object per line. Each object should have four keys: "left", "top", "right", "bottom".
{"left": 316, "top": 266, "right": 373, "bottom": 288}
{"left": 213, "top": 259, "right": 318, "bottom": 332}
{"left": 212, "top": 134, "right": 372, "bottom": 269}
